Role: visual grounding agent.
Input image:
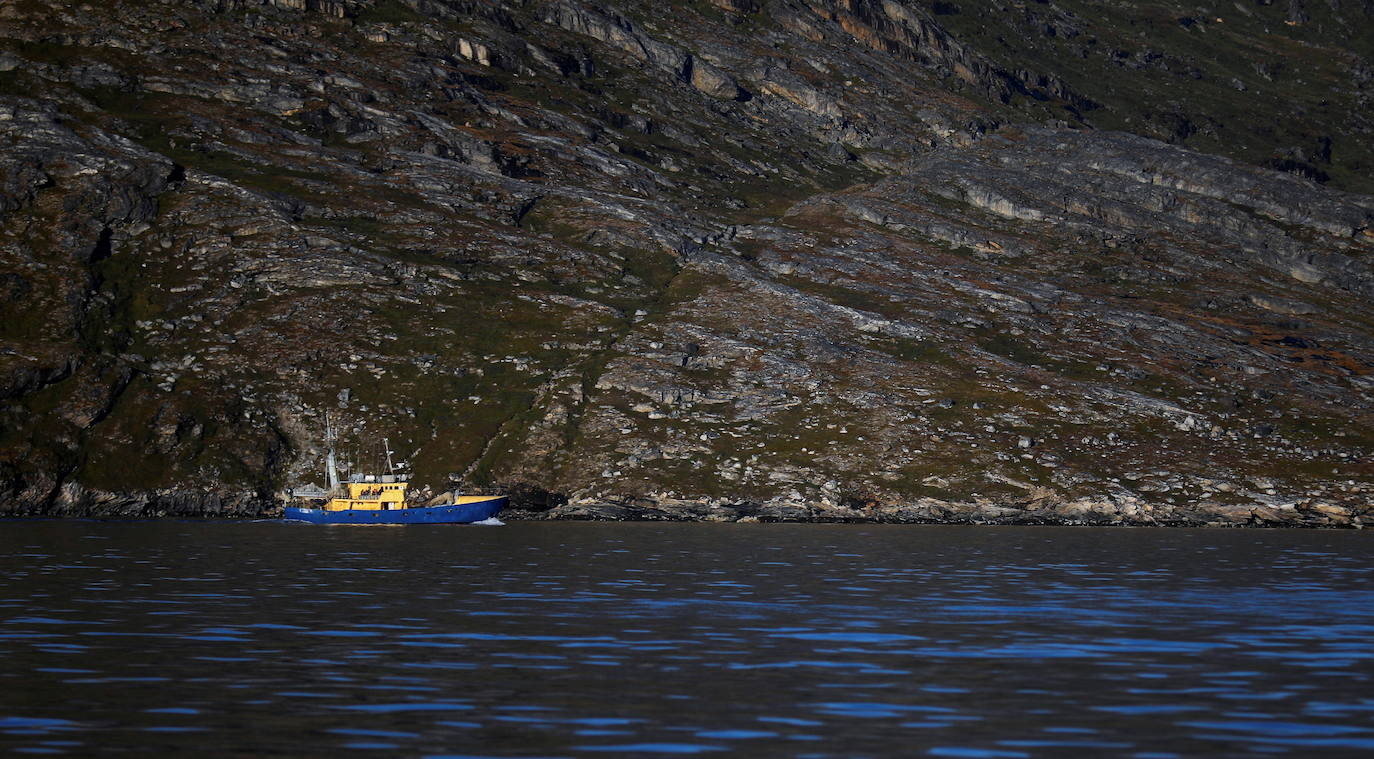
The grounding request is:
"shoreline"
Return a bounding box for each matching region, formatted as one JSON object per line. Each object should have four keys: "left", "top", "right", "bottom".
{"left": 2, "top": 489, "right": 1367, "bottom": 528}
{"left": 502, "top": 496, "right": 1369, "bottom": 528}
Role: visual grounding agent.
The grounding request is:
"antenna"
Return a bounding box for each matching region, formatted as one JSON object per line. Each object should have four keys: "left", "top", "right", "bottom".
{"left": 324, "top": 412, "right": 340, "bottom": 493}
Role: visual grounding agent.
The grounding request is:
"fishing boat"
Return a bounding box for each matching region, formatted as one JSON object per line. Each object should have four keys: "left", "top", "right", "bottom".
{"left": 285, "top": 420, "right": 505, "bottom": 525}
{"left": 284, "top": 486, "right": 506, "bottom": 525}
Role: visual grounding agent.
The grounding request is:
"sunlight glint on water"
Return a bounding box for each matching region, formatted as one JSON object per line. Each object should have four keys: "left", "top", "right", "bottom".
{"left": 1, "top": 521, "right": 1372, "bottom": 758}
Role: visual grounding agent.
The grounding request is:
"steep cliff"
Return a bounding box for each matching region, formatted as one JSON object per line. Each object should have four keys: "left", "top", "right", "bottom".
{"left": 1, "top": 0, "right": 1371, "bottom": 524}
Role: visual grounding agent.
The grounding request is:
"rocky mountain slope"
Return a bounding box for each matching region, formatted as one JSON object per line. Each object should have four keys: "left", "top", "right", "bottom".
{"left": 2, "top": 0, "right": 1371, "bottom": 525}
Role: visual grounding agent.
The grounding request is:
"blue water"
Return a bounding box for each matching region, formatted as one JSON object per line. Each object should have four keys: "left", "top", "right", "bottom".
{"left": 2, "top": 521, "right": 1373, "bottom": 757}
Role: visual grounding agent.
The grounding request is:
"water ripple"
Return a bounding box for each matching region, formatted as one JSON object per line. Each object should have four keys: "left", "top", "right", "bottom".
{"left": 4, "top": 522, "right": 1373, "bottom": 758}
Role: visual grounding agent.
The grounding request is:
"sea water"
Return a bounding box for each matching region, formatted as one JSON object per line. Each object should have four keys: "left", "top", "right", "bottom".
{"left": 2, "top": 521, "right": 1372, "bottom": 757}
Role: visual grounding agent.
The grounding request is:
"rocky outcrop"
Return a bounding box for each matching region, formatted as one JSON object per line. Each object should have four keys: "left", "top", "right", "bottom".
{"left": 509, "top": 492, "right": 1372, "bottom": 528}
{"left": 793, "top": 0, "right": 1096, "bottom": 112}
{"left": 0, "top": 0, "right": 1370, "bottom": 524}
{"left": 544, "top": 1, "right": 750, "bottom": 100}
{"left": 34, "top": 481, "right": 274, "bottom": 518}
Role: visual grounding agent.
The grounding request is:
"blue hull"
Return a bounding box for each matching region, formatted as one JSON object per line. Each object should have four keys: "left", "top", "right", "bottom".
{"left": 285, "top": 496, "right": 506, "bottom": 525}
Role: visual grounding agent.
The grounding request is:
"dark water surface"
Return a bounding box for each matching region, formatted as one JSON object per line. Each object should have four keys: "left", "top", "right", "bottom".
{"left": 3, "top": 521, "right": 1373, "bottom": 758}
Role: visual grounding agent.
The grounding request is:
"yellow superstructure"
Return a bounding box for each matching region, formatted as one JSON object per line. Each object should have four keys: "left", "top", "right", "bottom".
{"left": 324, "top": 479, "right": 409, "bottom": 512}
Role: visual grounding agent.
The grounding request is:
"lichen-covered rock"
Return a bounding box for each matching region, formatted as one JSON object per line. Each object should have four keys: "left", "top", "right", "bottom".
{"left": 0, "top": 0, "right": 1371, "bottom": 523}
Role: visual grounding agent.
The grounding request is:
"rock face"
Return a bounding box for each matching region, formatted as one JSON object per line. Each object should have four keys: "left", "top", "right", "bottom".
{"left": 1, "top": 0, "right": 1371, "bottom": 525}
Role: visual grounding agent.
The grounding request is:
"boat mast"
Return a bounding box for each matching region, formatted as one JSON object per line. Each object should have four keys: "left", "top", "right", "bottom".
{"left": 384, "top": 437, "right": 396, "bottom": 477}
{"left": 325, "top": 413, "right": 340, "bottom": 494}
